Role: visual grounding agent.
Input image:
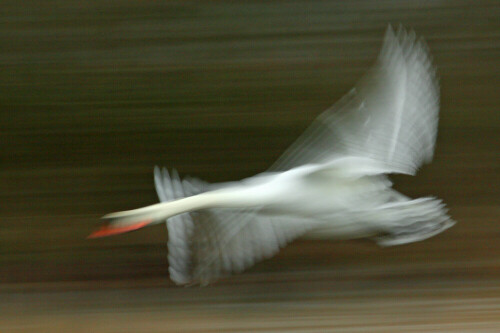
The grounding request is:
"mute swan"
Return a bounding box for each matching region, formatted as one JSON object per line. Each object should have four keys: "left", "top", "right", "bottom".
{"left": 89, "top": 26, "right": 455, "bottom": 285}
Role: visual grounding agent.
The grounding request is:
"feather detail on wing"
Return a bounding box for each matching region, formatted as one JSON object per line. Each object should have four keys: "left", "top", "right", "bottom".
{"left": 272, "top": 25, "right": 439, "bottom": 175}
{"left": 154, "top": 167, "right": 312, "bottom": 285}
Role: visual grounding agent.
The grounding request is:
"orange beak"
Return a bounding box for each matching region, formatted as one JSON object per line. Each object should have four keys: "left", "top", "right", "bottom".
{"left": 87, "top": 220, "right": 152, "bottom": 239}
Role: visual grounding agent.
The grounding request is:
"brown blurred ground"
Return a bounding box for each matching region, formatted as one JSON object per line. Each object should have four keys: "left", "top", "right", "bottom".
{"left": 0, "top": 0, "right": 499, "bottom": 332}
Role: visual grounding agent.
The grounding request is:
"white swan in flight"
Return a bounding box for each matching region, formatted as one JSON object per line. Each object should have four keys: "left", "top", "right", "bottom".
{"left": 89, "top": 26, "right": 455, "bottom": 285}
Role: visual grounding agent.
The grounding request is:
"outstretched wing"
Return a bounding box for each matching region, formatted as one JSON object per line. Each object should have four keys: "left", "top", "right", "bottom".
{"left": 155, "top": 167, "right": 312, "bottom": 285}
{"left": 272, "top": 25, "right": 439, "bottom": 175}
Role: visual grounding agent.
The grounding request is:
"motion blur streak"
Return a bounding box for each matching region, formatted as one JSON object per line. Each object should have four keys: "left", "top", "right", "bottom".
{"left": 1, "top": 0, "right": 499, "bottom": 332}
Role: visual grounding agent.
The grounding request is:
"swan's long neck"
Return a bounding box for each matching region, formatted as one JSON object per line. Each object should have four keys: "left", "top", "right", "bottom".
{"left": 104, "top": 188, "right": 259, "bottom": 224}
{"left": 94, "top": 191, "right": 239, "bottom": 238}
{"left": 151, "top": 193, "right": 220, "bottom": 219}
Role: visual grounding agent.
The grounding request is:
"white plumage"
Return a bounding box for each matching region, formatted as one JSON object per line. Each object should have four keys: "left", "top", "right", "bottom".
{"left": 90, "top": 26, "right": 455, "bottom": 285}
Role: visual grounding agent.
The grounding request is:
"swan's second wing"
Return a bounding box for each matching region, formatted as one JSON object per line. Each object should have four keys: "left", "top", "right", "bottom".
{"left": 272, "top": 26, "right": 439, "bottom": 175}
{"left": 155, "top": 167, "right": 313, "bottom": 285}
{"left": 189, "top": 210, "right": 313, "bottom": 285}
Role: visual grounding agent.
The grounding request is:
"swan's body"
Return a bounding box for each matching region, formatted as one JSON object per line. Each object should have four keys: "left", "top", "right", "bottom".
{"left": 90, "top": 26, "right": 455, "bottom": 285}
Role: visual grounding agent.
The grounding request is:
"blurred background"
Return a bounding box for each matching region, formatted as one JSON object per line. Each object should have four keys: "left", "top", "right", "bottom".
{"left": 1, "top": 0, "right": 499, "bottom": 332}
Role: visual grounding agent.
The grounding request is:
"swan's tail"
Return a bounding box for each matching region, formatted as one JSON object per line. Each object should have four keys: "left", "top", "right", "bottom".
{"left": 370, "top": 197, "right": 455, "bottom": 246}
